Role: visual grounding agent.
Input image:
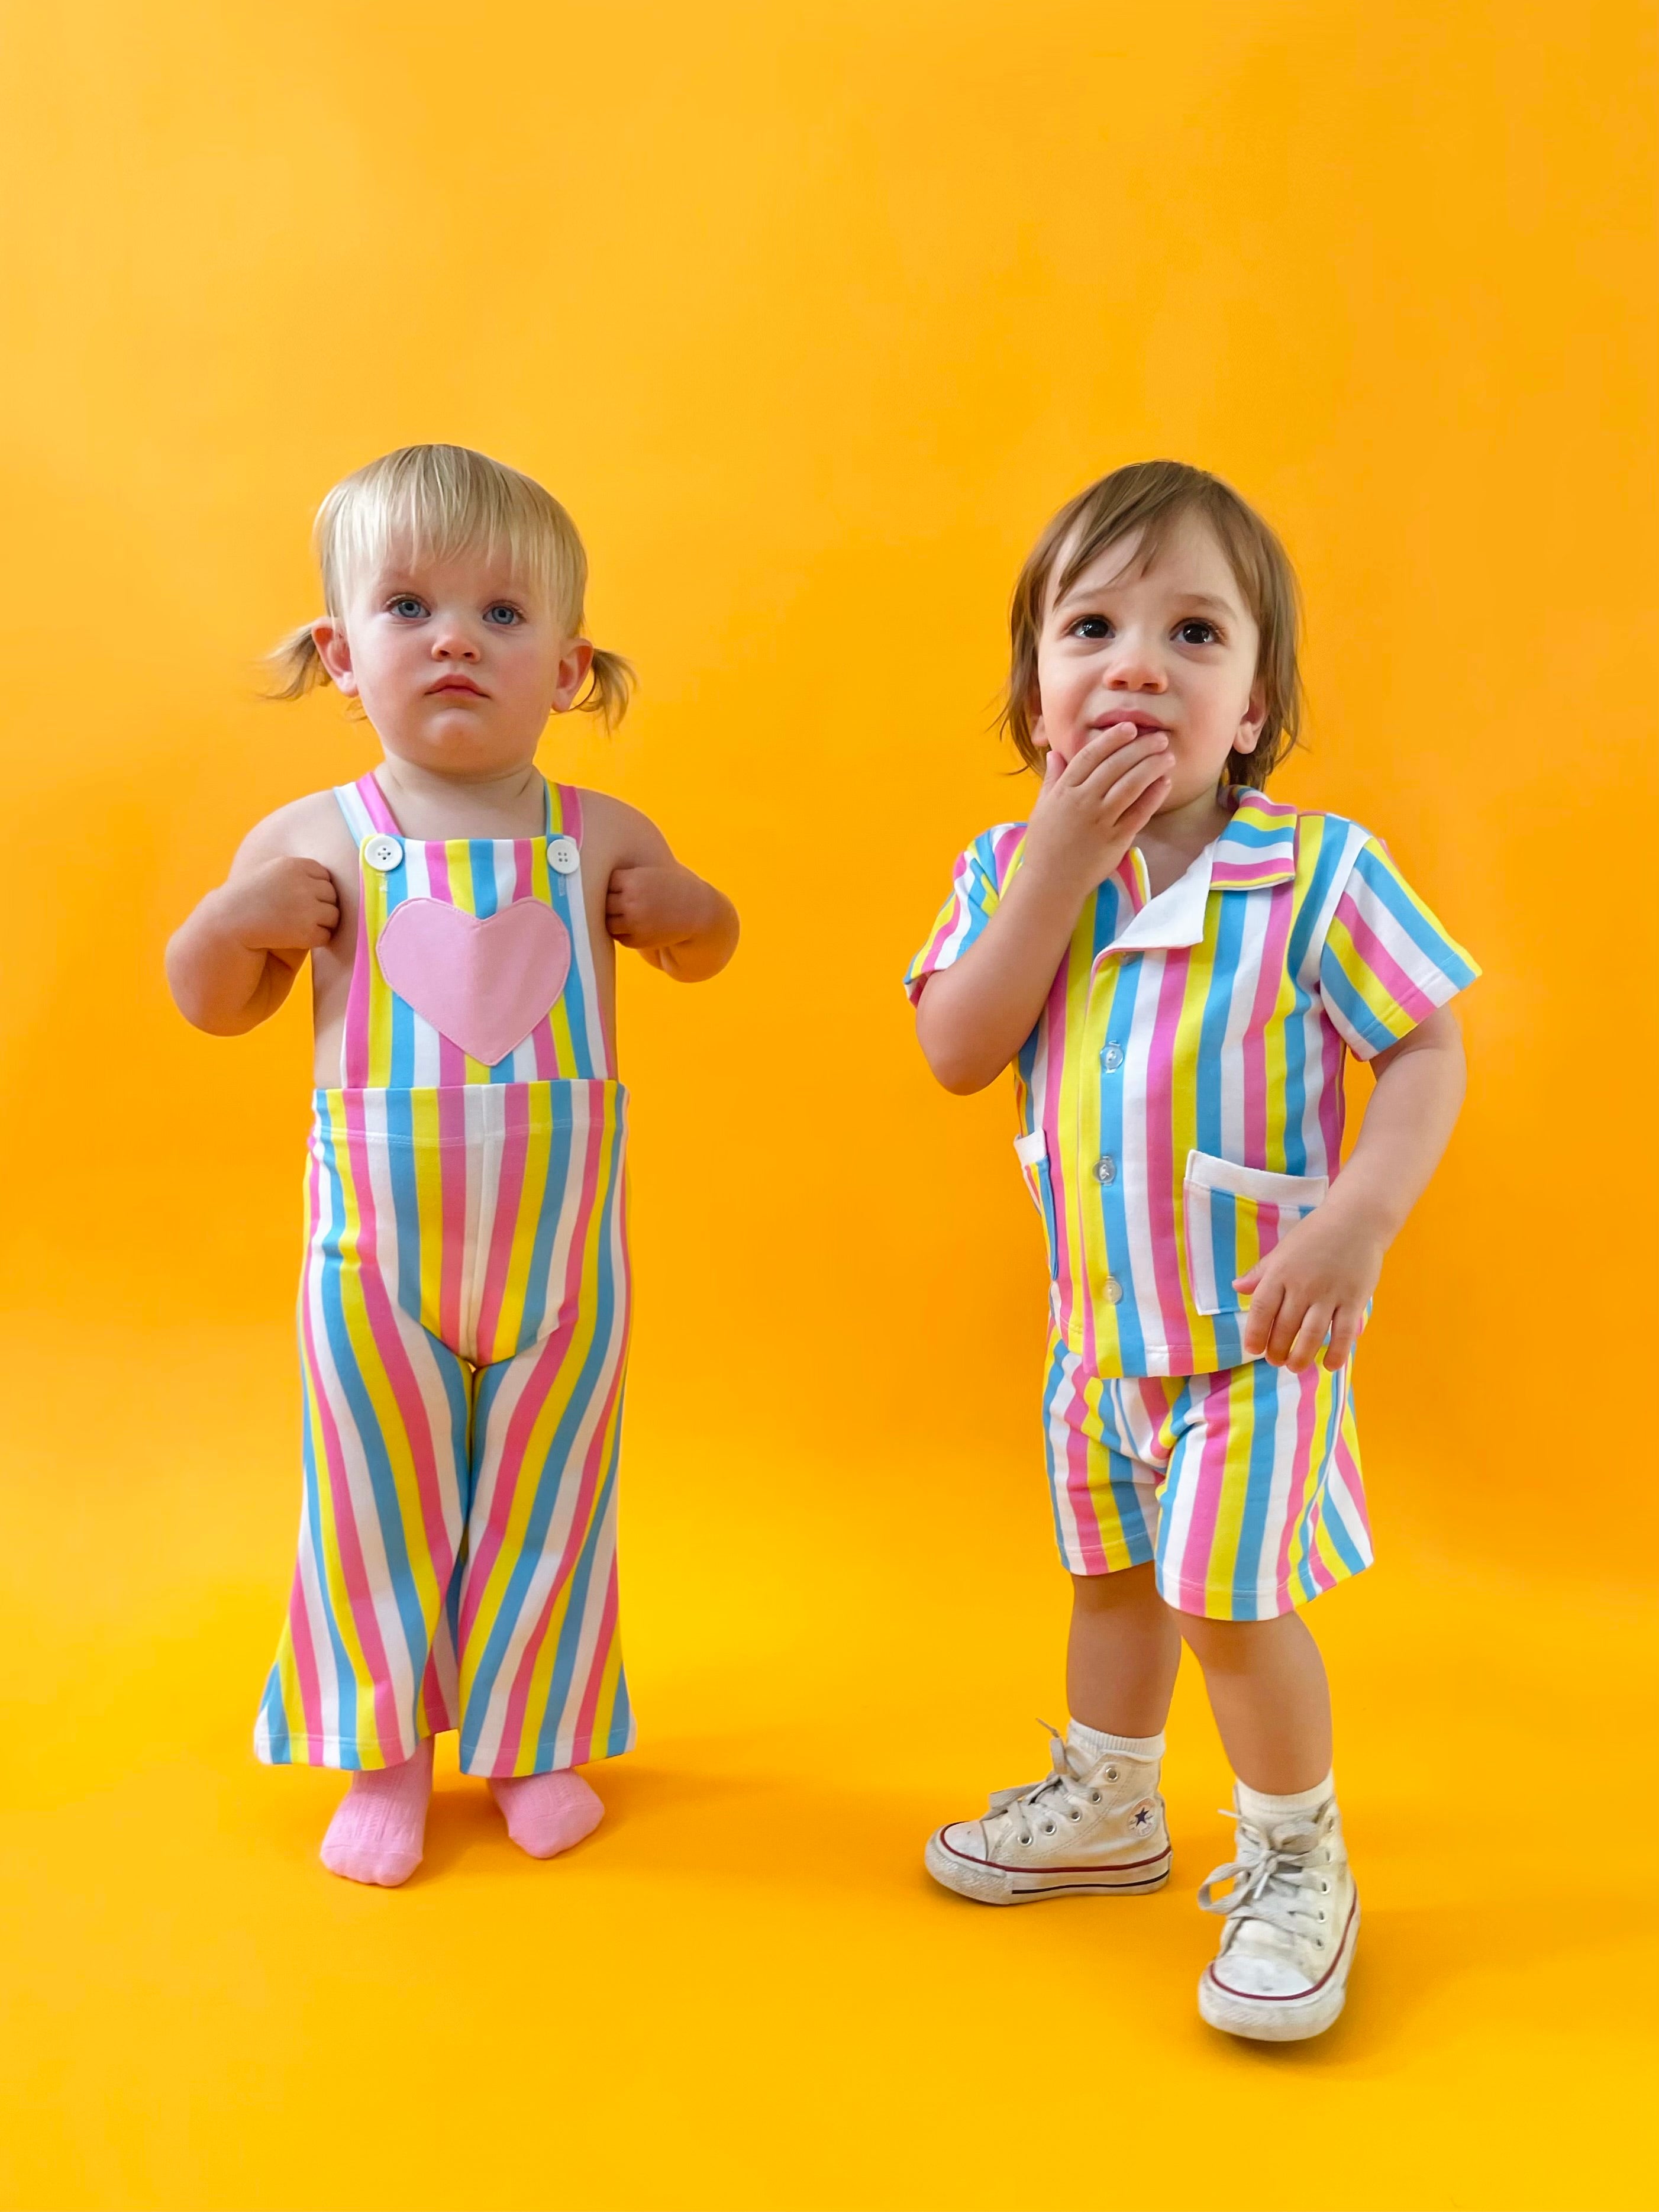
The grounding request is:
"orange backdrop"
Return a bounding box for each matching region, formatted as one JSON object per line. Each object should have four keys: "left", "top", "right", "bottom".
{"left": 1, "top": 4, "right": 1654, "bottom": 2209}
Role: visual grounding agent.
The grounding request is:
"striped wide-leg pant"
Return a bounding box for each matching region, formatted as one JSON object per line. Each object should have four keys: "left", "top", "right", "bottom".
{"left": 256, "top": 1079, "right": 633, "bottom": 1776}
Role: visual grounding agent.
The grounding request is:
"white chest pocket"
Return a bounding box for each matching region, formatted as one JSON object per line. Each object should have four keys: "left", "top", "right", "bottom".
{"left": 1183, "top": 1150, "right": 1328, "bottom": 1316}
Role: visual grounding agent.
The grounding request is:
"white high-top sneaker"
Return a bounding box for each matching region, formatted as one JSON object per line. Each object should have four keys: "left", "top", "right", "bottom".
{"left": 1196, "top": 1796, "right": 1359, "bottom": 2041}
{"left": 924, "top": 1725, "right": 1171, "bottom": 1904}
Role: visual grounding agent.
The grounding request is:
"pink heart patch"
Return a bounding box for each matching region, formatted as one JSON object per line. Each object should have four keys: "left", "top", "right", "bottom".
{"left": 376, "top": 897, "right": 572, "bottom": 1067}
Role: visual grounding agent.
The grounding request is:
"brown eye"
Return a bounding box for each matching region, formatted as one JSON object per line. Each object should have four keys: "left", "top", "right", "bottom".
{"left": 1177, "top": 620, "right": 1219, "bottom": 645}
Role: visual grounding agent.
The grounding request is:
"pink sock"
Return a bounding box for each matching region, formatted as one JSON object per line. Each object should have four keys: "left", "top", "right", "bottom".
{"left": 489, "top": 1769, "right": 603, "bottom": 1859}
{"left": 319, "top": 1739, "right": 434, "bottom": 1888}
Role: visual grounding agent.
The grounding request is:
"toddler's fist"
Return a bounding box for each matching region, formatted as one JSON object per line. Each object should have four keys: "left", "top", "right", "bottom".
{"left": 222, "top": 857, "right": 341, "bottom": 956}
{"left": 605, "top": 863, "right": 714, "bottom": 952}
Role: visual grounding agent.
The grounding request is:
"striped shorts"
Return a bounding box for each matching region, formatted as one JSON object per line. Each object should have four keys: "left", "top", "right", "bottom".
{"left": 1042, "top": 1336, "right": 1372, "bottom": 1620}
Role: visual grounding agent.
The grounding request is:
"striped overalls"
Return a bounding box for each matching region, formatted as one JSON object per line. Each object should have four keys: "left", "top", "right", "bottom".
{"left": 256, "top": 773, "right": 633, "bottom": 1776}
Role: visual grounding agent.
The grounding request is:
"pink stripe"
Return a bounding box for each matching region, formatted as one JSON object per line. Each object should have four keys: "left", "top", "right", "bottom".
{"left": 490, "top": 1345, "right": 627, "bottom": 1773}
{"left": 436, "top": 1088, "right": 467, "bottom": 1354}
{"left": 283, "top": 1143, "right": 332, "bottom": 1749}
{"left": 475, "top": 1088, "right": 531, "bottom": 1365}
{"left": 1141, "top": 954, "right": 1196, "bottom": 1372}
{"left": 567, "top": 1559, "right": 622, "bottom": 1765}
{"left": 1336, "top": 905, "right": 1439, "bottom": 1028}
{"left": 339, "top": 1095, "right": 457, "bottom": 1591}
{"left": 1241, "top": 885, "right": 1294, "bottom": 1169}
{"left": 558, "top": 784, "right": 583, "bottom": 843}
{"left": 1272, "top": 1370, "right": 1321, "bottom": 1607}
{"left": 1316, "top": 1024, "right": 1347, "bottom": 1166}
{"left": 1210, "top": 858, "right": 1290, "bottom": 886}
{"left": 1040, "top": 961, "right": 1074, "bottom": 1324}
{"left": 1167, "top": 1373, "right": 1230, "bottom": 1605}
{"left": 1063, "top": 1361, "right": 1110, "bottom": 1573}
{"left": 458, "top": 1098, "right": 608, "bottom": 1644}
{"left": 297, "top": 1249, "right": 402, "bottom": 1757}
{"left": 359, "top": 773, "right": 401, "bottom": 833}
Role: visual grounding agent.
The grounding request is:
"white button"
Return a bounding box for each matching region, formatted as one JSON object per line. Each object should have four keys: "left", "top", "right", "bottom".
{"left": 1095, "top": 1156, "right": 1117, "bottom": 1185}
{"left": 1103, "top": 1273, "right": 1124, "bottom": 1305}
{"left": 1102, "top": 1042, "right": 1124, "bottom": 1072}
{"left": 363, "top": 835, "right": 404, "bottom": 873}
{"left": 547, "top": 836, "right": 580, "bottom": 875}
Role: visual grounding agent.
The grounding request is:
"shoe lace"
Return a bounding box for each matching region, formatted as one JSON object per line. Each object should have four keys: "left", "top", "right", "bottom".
{"left": 986, "top": 1721, "right": 1115, "bottom": 1843}
{"left": 1196, "top": 1813, "right": 1326, "bottom": 1942}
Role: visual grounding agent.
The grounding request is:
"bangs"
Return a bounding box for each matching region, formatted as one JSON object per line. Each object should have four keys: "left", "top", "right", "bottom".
{"left": 316, "top": 444, "right": 588, "bottom": 624}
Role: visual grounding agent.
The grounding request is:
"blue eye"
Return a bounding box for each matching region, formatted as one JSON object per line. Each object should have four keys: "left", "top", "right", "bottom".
{"left": 389, "top": 595, "right": 426, "bottom": 619}
{"left": 1177, "top": 620, "right": 1220, "bottom": 645}
{"left": 483, "top": 603, "right": 524, "bottom": 627}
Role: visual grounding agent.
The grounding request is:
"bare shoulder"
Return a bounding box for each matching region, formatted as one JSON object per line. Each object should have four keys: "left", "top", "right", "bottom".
{"left": 230, "top": 789, "right": 356, "bottom": 877}
{"left": 572, "top": 787, "right": 673, "bottom": 872}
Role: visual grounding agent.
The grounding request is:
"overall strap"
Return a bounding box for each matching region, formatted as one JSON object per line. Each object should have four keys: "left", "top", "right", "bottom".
{"left": 546, "top": 783, "right": 612, "bottom": 1079}
{"left": 333, "top": 774, "right": 402, "bottom": 842}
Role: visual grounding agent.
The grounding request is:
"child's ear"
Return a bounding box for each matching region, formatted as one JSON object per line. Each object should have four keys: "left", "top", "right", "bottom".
{"left": 1232, "top": 681, "right": 1268, "bottom": 756}
{"left": 311, "top": 618, "right": 358, "bottom": 697}
{"left": 550, "top": 637, "right": 595, "bottom": 715}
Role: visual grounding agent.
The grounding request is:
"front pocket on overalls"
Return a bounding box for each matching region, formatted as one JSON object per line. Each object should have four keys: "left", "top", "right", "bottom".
{"left": 1014, "top": 1129, "right": 1060, "bottom": 1281}
{"left": 1182, "top": 1150, "right": 1329, "bottom": 1317}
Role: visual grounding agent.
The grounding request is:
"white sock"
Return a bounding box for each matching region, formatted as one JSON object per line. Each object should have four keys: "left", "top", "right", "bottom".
{"left": 1068, "top": 1718, "right": 1164, "bottom": 1766}
{"left": 1235, "top": 1770, "right": 1334, "bottom": 1823}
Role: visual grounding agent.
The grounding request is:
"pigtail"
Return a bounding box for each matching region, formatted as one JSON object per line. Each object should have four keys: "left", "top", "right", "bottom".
{"left": 578, "top": 644, "right": 637, "bottom": 730}
{"left": 264, "top": 621, "right": 331, "bottom": 701}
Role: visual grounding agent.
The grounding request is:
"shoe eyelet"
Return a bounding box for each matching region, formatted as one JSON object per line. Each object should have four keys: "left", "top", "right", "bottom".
{"left": 1042, "top": 1821, "right": 1056, "bottom": 1834}
{"left": 1067, "top": 1810, "right": 1081, "bottom": 1822}
{"left": 1105, "top": 1766, "right": 1118, "bottom": 1779}
{"left": 1090, "top": 1791, "right": 1102, "bottom": 1803}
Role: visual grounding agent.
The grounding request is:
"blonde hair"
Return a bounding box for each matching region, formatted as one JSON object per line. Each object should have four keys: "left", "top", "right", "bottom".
{"left": 267, "top": 444, "right": 635, "bottom": 727}
{"left": 1002, "top": 460, "right": 1302, "bottom": 791}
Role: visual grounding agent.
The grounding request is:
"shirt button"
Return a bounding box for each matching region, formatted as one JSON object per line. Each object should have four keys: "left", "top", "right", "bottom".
{"left": 362, "top": 834, "right": 403, "bottom": 873}
{"left": 1095, "top": 1156, "right": 1117, "bottom": 1184}
{"left": 1103, "top": 1273, "right": 1124, "bottom": 1305}
{"left": 547, "top": 836, "right": 581, "bottom": 875}
{"left": 1101, "top": 1042, "right": 1125, "bottom": 1072}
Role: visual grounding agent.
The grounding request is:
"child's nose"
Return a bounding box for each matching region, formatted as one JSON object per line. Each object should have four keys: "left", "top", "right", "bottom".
{"left": 1105, "top": 637, "right": 1167, "bottom": 692}
{"left": 431, "top": 624, "right": 482, "bottom": 661}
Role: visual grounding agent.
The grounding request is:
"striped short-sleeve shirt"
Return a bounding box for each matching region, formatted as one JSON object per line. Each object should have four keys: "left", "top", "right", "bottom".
{"left": 905, "top": 789, "right": 1479, "bottom": 1379}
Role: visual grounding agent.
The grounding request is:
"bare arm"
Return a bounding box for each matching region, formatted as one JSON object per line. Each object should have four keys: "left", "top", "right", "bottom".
{"left": 166, "top": 807, "right": 343, "bottom": 1035}
{"left": 915, "top": 722, "right": 1173, "bottom": 1092}
{"left": 1238, "top": 1004, "right": 1468, "bottom": 1371}
{"left": 595, "top": 801, "right": 739, "bottom": 983}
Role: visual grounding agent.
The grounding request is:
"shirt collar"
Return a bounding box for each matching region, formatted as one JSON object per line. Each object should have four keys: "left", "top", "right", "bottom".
{"left": 1096, "top": 790, "right": 1300, "bottom": 959}
{"left": 1208, "top": 787, "right": 1300, "bottom": 889}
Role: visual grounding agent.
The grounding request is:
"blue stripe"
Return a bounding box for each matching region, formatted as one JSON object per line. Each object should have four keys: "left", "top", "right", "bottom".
{"left": 460, "top": 1173, "right": 627, "bottom": 1758}
{"left": 1345, "top": 844, "right": 1477, "bottom": 982}
{"left": 313, "top": 1184, "right": 439, "bottom": 1697}
{"left": 1318, "top": 960, "right": 1399, "bottom": 1055}
{"left": 1096, "top": 958, "right": 1148, "bottom": 1373}
{"left": 1227, "top": 1359, "right": 1283, "bottom": 1619}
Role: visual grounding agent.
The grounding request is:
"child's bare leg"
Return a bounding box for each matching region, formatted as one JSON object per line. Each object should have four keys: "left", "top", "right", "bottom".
{"left": 1067, "top": 1562, "right": 1183, "bottom": 1736}
{"left": 319, "top": 1737, "right": 434, "bottom": 1888}
{"left": 1175, "top": 1610, "right": 1331, "bottom": 1792}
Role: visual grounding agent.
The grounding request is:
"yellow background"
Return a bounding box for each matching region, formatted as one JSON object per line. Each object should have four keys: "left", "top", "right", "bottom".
{"left": 1, "top": 3, "right": 1654, "bottom": 2207}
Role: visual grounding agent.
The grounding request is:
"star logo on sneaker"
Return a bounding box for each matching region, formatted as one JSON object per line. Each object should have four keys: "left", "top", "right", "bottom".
{"left": 1132, "top": 1804, "right": 1154, "bottom": 1829}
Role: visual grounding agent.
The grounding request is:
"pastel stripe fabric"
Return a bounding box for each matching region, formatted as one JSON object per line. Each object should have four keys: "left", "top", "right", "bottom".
{"left": 906, "top": 791, "right": 1478, "bottom": 1379}
{"left": 338, "top": 776, "right": 611, "bottom": 1086}
{"left": 256, "top": 776, "right": 633, "bottom": 1776}
{"left": 1042, "top": 1341, "right": 1369, "bottom": 1618}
